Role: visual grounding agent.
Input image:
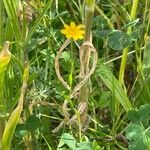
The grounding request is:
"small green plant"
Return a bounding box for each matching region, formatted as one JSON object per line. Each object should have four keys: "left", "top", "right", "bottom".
{"left": 57, "top": 133, "right": 103, "bottom": 150}
{"left": 126, "top": 104, "right": 150, "bottom": 150}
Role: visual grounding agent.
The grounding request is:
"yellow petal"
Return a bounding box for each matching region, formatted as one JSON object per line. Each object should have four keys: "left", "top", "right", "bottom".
{"left": 64, "top": 24, "right": 70, "bottom": 30}
{"left": 66, "top": 34, "right": 72, "bottom": 39}
{"left": 70, "top": 22, "right": 76, "bottom": 28}
{"left": 77, "top": 24, "right": 85, "bottom": 29}
{"left": 61, "top": 29, "right": 68, "bottom": 35}
{"left": 78, "top": 30, "right": 85, "bottom": 35}
{"left": 73, "top": 35, "right": 79, "bottom": 40}
{"left": 78, "top": 35, "right": 84, "bottom": 39}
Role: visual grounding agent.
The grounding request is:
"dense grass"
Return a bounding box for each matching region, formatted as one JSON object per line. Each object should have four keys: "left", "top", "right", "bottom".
{"left": 0, "top": 0, "right": 150, "bottom": 149}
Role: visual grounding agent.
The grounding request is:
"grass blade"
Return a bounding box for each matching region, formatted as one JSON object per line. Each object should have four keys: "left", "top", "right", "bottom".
{"left": 3, "top": 0, "right": 21, "bottom": 41}
{"left": 0, "top": 42, "right": 11, "bottom": 149}
{"left": 97, "top": 64, "right": 133, "bottom": 112}
{"left": 143, "top": 38, "right": 150, "bottom": 70}
{"left": 0, "top": 42, "right": 11, "bottom": 107}
{"left": 25, "top": 0, "right": 53, "bottom": 45}
{"left": 1, "top": 65, "right": 29, "bottom": 150}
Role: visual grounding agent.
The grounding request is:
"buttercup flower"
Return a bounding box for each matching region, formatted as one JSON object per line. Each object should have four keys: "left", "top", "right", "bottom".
{"left": 61, "top": 22, "right": 85, "bottom": 41}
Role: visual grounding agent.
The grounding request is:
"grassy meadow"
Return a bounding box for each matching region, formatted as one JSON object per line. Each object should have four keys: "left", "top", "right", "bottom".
{"left": 0, "top": 0, "right": 150, "bottom": 149}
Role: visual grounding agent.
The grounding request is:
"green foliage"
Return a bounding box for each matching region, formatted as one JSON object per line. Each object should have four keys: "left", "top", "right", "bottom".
{"left": 108, "top": 30, "right": 131, "bottom": 50}
{"left": 0, "top": 43, "right": 11, "bottom": 109}
{"left": 97, "top": 64, "right": 132, "bottom": 112}
{"left": 2, "top": 66, "right": 29, "bottom": 150}
{"left": 126, "top": 104, "right": 150, "bottom": 150}
{"left": 57, "top": 133, "right": 103, "bottom": 150}
{"left": 0, "top": 0, "right": 150, "bottom": 149}
{"left": 143, "top": 38, "right": 150, "bottom": 71}
{"left": 3, "top": 0, "right": 21, "bottom": 41}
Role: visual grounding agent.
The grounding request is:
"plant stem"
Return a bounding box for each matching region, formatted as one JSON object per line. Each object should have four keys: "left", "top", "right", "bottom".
{"left": 0, "top": 0, "right": 3, "bottom": 45}
{"left": 79, "top": 0, "right": 95, "bottom": 126}
{"left": 69, "top": 41, "right": 74, "bottom": 91}
{"left": 119, "top": 0, "right": 139, "bottom": 85}
{"left": 84, "top": 0, "right": 95, "bottom": 41}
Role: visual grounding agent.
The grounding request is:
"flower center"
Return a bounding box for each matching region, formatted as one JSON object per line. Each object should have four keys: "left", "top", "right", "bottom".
{"left": 70, "top": 27, "right": 76, "bottom": 35}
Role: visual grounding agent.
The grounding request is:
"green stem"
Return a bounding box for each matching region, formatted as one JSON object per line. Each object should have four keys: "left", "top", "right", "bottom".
{"left": 119, "top": 0, "right": 139, "bottom": 85}
{"left": 0, "top": 0, "right": 3, "bottom": 45}
{"left": 84, "top": 0, "right": 95, "bottom": 41}
{"left": 78, "top": 0, "right": 95, "bottom": 129}
{"left": 69, "top": 41, "right": 74, "bottom": 91}
{"left": 79, "top": 0, "right": 95, "bottom": 102}
{"left": 0, "top": 118, "right": 5, "bottom": 150}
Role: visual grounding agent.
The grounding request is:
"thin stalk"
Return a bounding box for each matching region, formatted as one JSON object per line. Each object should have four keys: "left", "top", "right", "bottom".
{"left": 119, "top": 0, "right": 139, "bottom": 85}
{"left": 84, "top": 0, "right": 95, "bottom": 41}
{"left": 69, "top": 41, "right": 74, "bottom": 91}
{"left": 79, "top": 0, "right": 95, "bottom": 100}
{"left": 0, "top": 0, "right": 3, "bottom": 45}
{"left": 79, "top": 0, "right": 95, "bottom": 126}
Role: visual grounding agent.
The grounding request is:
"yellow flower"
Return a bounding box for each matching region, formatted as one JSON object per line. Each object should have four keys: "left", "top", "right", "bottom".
{"left": 61, "top": 22, "right": 85, "bottom": 41}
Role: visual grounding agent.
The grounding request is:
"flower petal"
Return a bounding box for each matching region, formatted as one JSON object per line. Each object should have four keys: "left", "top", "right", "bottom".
{"left": 70, "top": 22, "right": 76, "bottom": 28}
{"left": 78, "top": 35, "right": 84, "bottom": 39}
{"left": 61, "top": 29, "right": 68, "bottom": 35}
{"left": 64, "top": 24, "right": 70, "bottom": 30}
{"left": 77, "top": 24, "right": 85, "bottom": 29}
{"left": 61, "top": 22, "right": 85, "bottom": 40}
{"left": 77, "top": 30, "right": 85, "bottom": 35}
{"left": 66, "top": 34, "right": 72, "bottom": 39}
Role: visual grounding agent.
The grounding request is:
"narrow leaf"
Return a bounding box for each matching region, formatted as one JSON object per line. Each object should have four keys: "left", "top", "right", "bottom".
{"left": 1, "top": 65, "right": 29, "bottom": 150}
{"left": 143, "top": 38, "right": 150, "bottom": 70}
{"left": 97, "top": 64, "right": 133, "bottom": 112}
{"left": 0, "top": 42, "right": 11, "bottom": 107}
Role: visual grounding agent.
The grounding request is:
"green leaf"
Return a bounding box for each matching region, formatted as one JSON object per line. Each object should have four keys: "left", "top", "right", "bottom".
{"left": 2, "top": 66, "right": 29, "bottom": 150}
{"left": 143, "top": 131, "right": 150, "bottom": 148}
{"left": 121, "top": 19, "right": 139, "bottom": 30}
{"left": 127, "top": 110, "right": 140, "bottom": 124}
{"left": 108, "top": 30, "right": 131, "bottom": 50}
{"left": 0, "top": 42, "right": 11, "bottom": 107}
{"left": 3, "top": 0, "right": 21, "bottom": 41}
{"left": 58, "top": 133, "right": 76, "bottom": 150}
{"left": 126, "top": 124, "right": 144, "bottom": 141}
{"left": 143, "top": 38, "right": 150, "bottom": 70}
{"left": 92, "top": 15, "right": 109, "bottom": 30}
{"left": 26, "top": 115, "right": 41, "bottom": 131}
{"left": 129, "top": 137, "right": 147, "bottom": 150}
{"left": 62, "top": 51, "right": 71, "bottom": 62}
{"left": 93, "top": 30, "right": 113, "bottom": 38}
{"left": 76, "top": 141, "right": 93, "bottom": 150}
{"left": 97, "top": 64, "right": 133, "bottom": 112}
{"left": 92, "top": 141, "right": 103, "bottom": 150}
{"left": 138, "top": 104, "right": 150, "bottom": 122}
{"left": 15, "top": 124, "right": 27, "bottom": 138}
{"left": 98, "top": 91, "right": 110, "bottom": 108}
{"left": 129, "top": 29, "right": 141, "bottom": 41}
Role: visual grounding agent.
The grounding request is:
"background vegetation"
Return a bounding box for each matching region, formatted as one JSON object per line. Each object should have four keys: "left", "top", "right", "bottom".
{"left": 0, "top": 0, "right": 150, "bottom": 149}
